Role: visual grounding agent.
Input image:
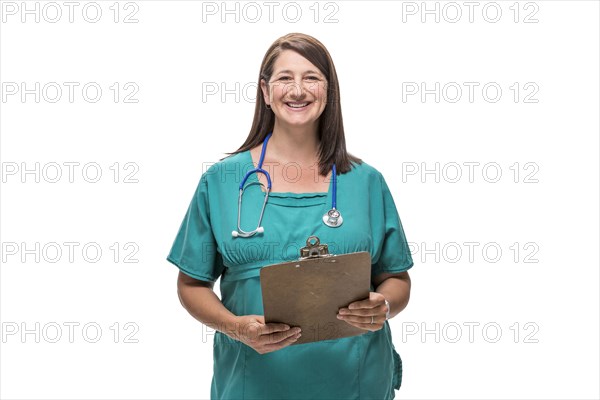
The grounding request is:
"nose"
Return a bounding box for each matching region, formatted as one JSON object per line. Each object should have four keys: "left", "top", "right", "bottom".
{"left": 284, "top": 78, "right": 307, "bottom": 100}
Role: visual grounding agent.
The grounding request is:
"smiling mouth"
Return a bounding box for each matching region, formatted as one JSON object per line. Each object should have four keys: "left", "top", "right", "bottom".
{"left": 286, "top": 102, "right": 311, "bottom": 109}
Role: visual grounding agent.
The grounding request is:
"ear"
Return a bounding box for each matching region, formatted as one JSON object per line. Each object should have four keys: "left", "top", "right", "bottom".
{"left": 260, "top": 79, "right": 271, "bottom": 107}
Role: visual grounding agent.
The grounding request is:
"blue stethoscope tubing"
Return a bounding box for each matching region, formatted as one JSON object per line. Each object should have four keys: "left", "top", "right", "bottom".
{"left": 232, "top": 132, "right": 343, "bottom": 238}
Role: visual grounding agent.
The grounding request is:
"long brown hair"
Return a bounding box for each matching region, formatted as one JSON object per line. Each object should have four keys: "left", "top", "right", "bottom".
{"left": 223, "top": 32, "right": 362, "bottom": 176}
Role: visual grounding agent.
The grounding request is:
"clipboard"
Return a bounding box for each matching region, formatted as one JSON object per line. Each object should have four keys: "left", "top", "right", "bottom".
{"left": 260, "top": 236, "right": 371, "bottom": 345}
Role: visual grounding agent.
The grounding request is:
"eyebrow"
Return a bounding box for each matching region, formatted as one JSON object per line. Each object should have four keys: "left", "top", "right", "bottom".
{"left": 275, "top": 69, "right": 322, "bottom": 76}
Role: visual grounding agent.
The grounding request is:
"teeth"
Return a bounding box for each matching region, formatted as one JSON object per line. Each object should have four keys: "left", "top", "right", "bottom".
{"left": 287, "top": 102, "right": 308, "bottom": 108}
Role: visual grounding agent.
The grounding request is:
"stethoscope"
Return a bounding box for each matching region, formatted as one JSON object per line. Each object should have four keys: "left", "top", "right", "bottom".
{"left": 232, "top": 132, "right": 343, "bottom": 238}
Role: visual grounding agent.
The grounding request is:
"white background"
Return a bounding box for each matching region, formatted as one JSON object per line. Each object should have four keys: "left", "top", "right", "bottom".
{"left": 1, "top": 1, "right": 598, "bottom": 399}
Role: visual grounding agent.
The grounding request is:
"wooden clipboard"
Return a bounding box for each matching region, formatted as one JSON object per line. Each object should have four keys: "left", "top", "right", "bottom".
{"left": 260, "top": 236, "right": 371, "bottom": 345}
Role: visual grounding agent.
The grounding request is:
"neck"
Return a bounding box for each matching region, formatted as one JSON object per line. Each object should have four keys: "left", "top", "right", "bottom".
{"left": 267, "top": 121, "right": 320, "bottom": 167}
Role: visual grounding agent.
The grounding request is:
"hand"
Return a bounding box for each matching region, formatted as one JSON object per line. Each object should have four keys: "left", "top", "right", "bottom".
{"left": 226, "top": 315, "right": 302, "bottom": 354}
{"left": 336, "top": 292, "right": 388, "bottom": 332}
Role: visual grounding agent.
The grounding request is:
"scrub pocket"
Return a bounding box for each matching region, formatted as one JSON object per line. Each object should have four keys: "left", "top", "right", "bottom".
{"left": 392, "top": 348, "right": 402, "bottom": 390}
{"left": 243, "top": 337, "right": 361, "bottom": 400}
{"left": 211, "top": 332, "right": 246, "bottom": 400}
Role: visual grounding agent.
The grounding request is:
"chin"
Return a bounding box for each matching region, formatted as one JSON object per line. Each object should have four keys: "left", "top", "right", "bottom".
{"left": 281, "top": 118, "right": 319, "bottom": 127}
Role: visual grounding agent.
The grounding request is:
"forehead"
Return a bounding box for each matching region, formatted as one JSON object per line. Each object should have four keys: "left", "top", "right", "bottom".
{"left": 272, "top": 50, "right": 323, "bottom": 75}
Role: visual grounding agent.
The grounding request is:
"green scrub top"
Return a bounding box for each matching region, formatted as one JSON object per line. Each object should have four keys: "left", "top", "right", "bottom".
{"left": 167, "top": 149, "right": 414, "bottom": 400}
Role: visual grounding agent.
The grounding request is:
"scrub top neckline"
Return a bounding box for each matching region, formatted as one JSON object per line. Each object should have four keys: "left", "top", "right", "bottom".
{"left": 243, "top": 150, "right": 332, "bottom": 206}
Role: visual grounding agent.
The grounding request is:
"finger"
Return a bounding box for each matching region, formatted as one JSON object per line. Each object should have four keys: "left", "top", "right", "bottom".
{"left": 341, "top": 319, "right": 381, "bottom": 332}
{"left": 261, "top": 322, "right": 292, "bottom": 335}
{"left": 261, "top": 326, "right": 301, "bottom": 345}
{"left": 344, "top": 302, "right": 376, "bottom": 312}
{"left": 351, "top": 321, "right": 382, "bottom": 331}
{"left": 339, "top": 304, "right": 385, "bottom": 317}
{"left": 349, "top": 292, "right": 386, "bottom": 310}
{"left": 263, "top": 330, "right": 302, "bottom": 350}
{"left": 338, "top": 314, "right": 382, "bottom": 325}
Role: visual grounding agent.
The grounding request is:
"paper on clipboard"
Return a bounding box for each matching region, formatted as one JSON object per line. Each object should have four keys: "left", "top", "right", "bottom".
{"left": 259, "top": 236, "right": 371, "bottom": 345}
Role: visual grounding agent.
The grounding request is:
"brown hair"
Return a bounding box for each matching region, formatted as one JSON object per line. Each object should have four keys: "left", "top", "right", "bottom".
{"left": 223, "top": 32, "right": 362, "bottom": 176}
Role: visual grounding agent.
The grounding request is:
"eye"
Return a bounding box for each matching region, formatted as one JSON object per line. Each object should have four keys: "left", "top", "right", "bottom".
{"left": 305, "top": 76, "right": 320, "bottom": 80}
{"left": 278, "top": 76, "right": 292, "bottom": 81}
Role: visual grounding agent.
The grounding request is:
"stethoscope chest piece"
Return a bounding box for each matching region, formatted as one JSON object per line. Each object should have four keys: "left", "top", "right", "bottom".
{"left": 323, "top": 208, "right": 343, "bottom": 228}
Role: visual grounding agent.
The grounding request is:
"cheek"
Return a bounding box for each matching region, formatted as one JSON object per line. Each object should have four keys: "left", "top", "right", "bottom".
{"left": 274, "top": 84, "right": 287, "bottom": 98}
{"left": 316, "top": 85, "right": 328, "bottom": 102}
{"left": 268, "top": 83, "right": 286, "bottom": 99}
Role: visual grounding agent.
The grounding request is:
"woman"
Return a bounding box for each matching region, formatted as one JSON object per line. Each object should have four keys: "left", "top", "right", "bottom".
{"left": 167, "top": 32, "right": 414, "bottom": 399}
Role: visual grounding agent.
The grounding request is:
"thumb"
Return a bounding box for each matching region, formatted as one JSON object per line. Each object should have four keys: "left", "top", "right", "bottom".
{"left": 371, "top": 291, "right": 385, "bottom": 302}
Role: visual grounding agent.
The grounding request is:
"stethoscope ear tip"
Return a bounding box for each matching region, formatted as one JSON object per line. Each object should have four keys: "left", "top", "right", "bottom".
{"left": 231, "top": 231, "right": 239, "bottom": 238}
{"left": 257, "top": 227, "right": 264, "bottom": 233}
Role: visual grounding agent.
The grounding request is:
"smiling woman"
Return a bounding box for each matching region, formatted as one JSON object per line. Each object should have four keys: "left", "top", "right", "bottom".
{"left": 260, "top": 50, "right": 328, "bottom": 132}
{"left": 167, "top": 32, "right": 414, "bottom": 400}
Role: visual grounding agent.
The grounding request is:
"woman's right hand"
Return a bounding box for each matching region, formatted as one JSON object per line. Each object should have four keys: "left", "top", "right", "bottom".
{"left": 227, "top": 315, "right": 302, "bottom": 354}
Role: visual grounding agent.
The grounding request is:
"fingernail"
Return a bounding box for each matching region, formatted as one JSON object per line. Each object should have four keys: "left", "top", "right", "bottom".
{"left": 339, "top": 309, "right": 348, "bottom": 314}
{"left": 337, "top": 314, "right": 343, "bottom": 319}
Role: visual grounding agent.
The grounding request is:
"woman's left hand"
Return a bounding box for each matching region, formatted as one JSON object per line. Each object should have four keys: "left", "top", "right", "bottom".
{"left": 336, "top": 292, "right": 388, "bottom": 332}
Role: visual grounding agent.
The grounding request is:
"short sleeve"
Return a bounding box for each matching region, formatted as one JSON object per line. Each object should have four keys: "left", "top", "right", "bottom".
{"left": 371, "top": 173, "right": 414, "bottom": 277}
{"left": 166, "top": 174, "right": 225, "bottom": 283}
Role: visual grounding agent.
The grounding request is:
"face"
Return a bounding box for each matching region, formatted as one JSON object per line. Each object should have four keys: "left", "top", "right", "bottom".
{"left": 260, "top": 50, "right": 328, "bottom": 129}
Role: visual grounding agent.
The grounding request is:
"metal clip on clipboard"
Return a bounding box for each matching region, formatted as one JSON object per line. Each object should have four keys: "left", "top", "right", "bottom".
{"left": 299, "top": 236, "right": 331, "bottom": 260}
{"left": 260, "top": 236, "right": 372, "bottom": 345}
